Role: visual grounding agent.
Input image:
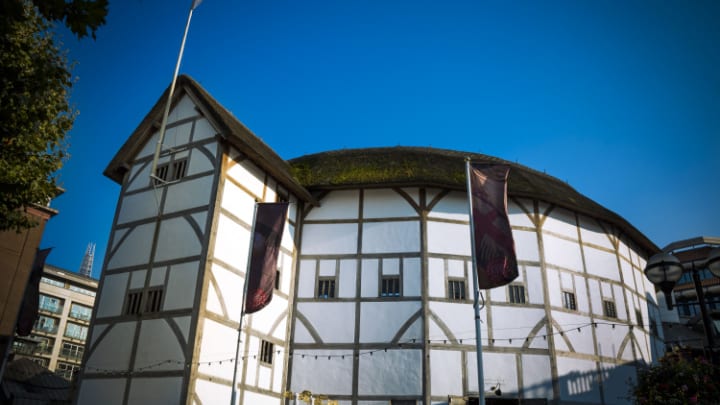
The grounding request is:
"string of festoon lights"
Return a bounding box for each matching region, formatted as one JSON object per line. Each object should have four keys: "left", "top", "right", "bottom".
{"left": 82, "top": 320, "right": 643, "bottom": 375}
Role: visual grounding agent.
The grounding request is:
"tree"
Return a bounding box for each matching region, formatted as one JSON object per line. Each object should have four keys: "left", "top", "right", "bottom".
{"left": 0, "top": 0, "right": 107, "bottom": 231}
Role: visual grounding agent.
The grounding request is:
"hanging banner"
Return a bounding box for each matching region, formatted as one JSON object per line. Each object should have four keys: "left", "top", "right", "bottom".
{"left": 244, "top": 202, "right": 289, "bottom": 314}
{"left": 468, "top": 163, "right": 518, "bottom": 289}
{"left": 16, "top": 248, "right": 52, "bottom": 336}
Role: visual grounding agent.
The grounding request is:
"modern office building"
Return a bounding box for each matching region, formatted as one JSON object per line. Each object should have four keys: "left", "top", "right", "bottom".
{"left": 76, "top": 75, "right": 663, "bottom": 405}
{"left": 11, "top": 264, "right": 97, "bottom": 380}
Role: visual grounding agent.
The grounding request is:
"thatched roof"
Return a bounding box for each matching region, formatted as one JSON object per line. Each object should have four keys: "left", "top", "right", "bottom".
{"left": 289, "top": 147, "right": 658, "bottom": 254}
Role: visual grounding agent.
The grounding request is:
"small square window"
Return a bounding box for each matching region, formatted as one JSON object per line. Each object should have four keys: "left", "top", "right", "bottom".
{"left": 636, "top": 309, "right": 644, "bottom": 328}
{"left": 603, "top": 300, "right": 617, "bottom": 318}
{"left": 562, "top": 291, "right": 576, "bottom": 311}
{"left": 144, "top": 287, "right": 164, "bottom": 313}
{"left": 317, "top": 278, "right": 336, "bottom": 299}
{"left": 509, "top": 284, "right": 526, "bottom": 304}
{"left": 124, "top": 290, "right": 143, "bottom": 315}
{"left": 381, "top": 276, "right": 401, "bottom": 297}
{"left": 154, "top": 163, "right": 170, "bottom": 185}
{"left": 448, "top": 279, "right": 466, "bottom": 301}
{"left": 260, "top": 340, "right": 274, "bottom": 365}
{"left": 171, "top": 159, "right": 188, "bottom": 181}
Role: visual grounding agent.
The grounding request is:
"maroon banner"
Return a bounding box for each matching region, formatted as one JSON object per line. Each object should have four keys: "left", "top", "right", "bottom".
{"left": 16, "top": 248, "right": 52, "bottom": 336}
{"left": 469, "top": 164, "right": 518, "bottom": 289}
{"left": 244, "top": 203, "right": 289, "bottom": 314}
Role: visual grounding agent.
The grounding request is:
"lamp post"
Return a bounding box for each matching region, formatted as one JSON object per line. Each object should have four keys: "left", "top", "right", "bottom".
{"left": 644, "top": 243, "right": 720, "bottom": 362}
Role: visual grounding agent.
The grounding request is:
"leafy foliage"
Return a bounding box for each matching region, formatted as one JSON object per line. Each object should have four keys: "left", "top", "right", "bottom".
{"left": 0, "top": 0, "right": 107, "bottom": 231}
{"left": 633, "top": 349, "right": 720, "bottom": 405}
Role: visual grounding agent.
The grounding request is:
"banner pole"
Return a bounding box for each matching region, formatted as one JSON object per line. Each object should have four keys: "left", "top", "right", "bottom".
{"left": 231, "top": 203, "right": 258, "bottom": 405}
{"left": 465, "top": 158, "right": 486, "bottom": 405}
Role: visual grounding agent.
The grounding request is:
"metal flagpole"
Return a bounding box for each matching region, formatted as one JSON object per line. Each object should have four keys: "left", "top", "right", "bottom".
{"left": 465, "top": 158, "right": 486, "bottom": 405}
{"left": 231, "top": 203, "right": 258, "bottom": 405}
{"left": 150, "top": 1, "right": 199, "bottom": 182}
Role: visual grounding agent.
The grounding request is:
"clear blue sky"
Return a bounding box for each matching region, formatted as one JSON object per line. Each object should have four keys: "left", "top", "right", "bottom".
{"left": 41, "top": 0, "right": 719, "bottom": 278}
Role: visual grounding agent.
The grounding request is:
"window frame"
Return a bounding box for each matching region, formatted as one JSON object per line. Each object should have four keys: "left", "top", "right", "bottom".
{"left": 603, "top": 300, "right": 617, "bottom": 318}
{"left": 448, "top": 278, "right": 467, "bottom": 301}
{"left": 508, "top": 284, "right": 526, "bottom": 304}
{"left": 562, "top": 291, "right": 577, "bottom": 311}
{"left": 259, "top": 340, "right": 274, "bottom": 365}
{"left": 317, "top": 278, "right": 336, "bottom": 299}
{"left": 380, "top": 275, "right": 401, "bottom": 298}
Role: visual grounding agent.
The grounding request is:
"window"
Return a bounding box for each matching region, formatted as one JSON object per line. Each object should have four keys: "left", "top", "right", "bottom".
{"left": 144, "top": 287, "right": 164, "bottom": 313}
{"left": 69, "top": 285, "right": 96, "bottom": 297}
{"left": 603, "top": 300, "right": 617, "bottom": 318}
{"left": 317, "top": 278, "right": 336, "bottom": 299}
{"left": 448, "top": 279, "right": 466, "bottom": 301}
{"left": 124, "top": 290, "right": 143, "bottom": 315}
{"left": 562, "top": 291, "right": 576, "bottom": 311}
{"left": 275, "top": 270, "right": 281, "bottom": 290}
{"left": 55, "top": 362, "right": 80, "bottom": 380}
{"left": 260, "top": 340, "right": 274, "bottom": 365}
{"left": 38, "top": 294, "right": 63, "bottom": 314}
{"left": 381, "top": 276, "right": 401, "bottom": 297}
{"left": 64, "top": 323, "right": 88, "bottom": 340}
{"left": 155, "top": 163, "right": 170, "bottom": 183}
{"left": 34, "top": 315, "right": 58, "bottom": 334}
{"left": 153, "top": 159, "right": 188, "bottom": 184}
{"left": 69, "top": 303, "right": 93, "bottom": 321}
{"left": 508, "top": 284, "right": 526, "bottom": 304}
{"left": 636, "top": 309, "right": 644, "bottom": 328}
{"left": 172, "top": 159, "right": 188, "bottom": 181}
{"left": 61, "top": 342, "right": 84, "bottom": 360}
{"left": 41, "top": 277, "right": 65, "bottom": 288}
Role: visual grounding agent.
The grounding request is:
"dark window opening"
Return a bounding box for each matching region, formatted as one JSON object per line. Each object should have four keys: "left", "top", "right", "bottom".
{"left": 381, "top": 276, "right": 401, "bottom": 297}
{"left": 260, "top": 340, "right": 274, "bottom": 365}
{"left": 603, "top": 300, "right": 617, "bottom": 318}
{"left": 317, "top": 278, "right": 336, "bottom": 299}
{"left": 448, "top": 279, "right": 466, "bottom": 301}
{"left": 562, "top": 291, "right": 576, "bottom": 311}
{"left": 124, "top": 290, "right": 143, "bottom": 315}
{"left": 509, "top": 284, "right": 526, "bottom": 304}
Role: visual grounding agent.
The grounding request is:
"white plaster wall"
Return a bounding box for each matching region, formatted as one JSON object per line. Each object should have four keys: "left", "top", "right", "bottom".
{"left": 164, "top": 176, "right": 213, "bottom": 214}
{"left": 578, "top": 216, "right": 614, "bottom": 250}
{"left": 620, "top": 258, "right": 637, "bottom": 293}
{"left": 513, "top": 229, "right": 540, "bottom": 262}
{"left": 552, "top": 311, "right": 596, "bottom": 355}
{"left": 116, "top": 190, "right": 158, "bottom": 224}
{"left": 250, "top": 295, "right": 288, "bottom": 337}
{"left": 128, "top": 270, "right": 146, "bottom": 290}
{"left": 106, "top": 223, "right": 155, "bottom": 269}
{"left": 545, "top": 268, "right": 561, "bottom": 308}
{"left": 575, "top": 274, "right": 590, "bottom": 313}
{"left": 556, "top": 357, "right": 602, "bottom": 404}
{"left": 297, "top": 302, "right": 355, "bottom": 342}
{"left": 542, "top": 207, "right": 578, "bottom": 238}
{"left": 208, "top": 263, "right": 243, "bottom": 321}
{"left": 220, "top": 179, "right": 256, "bottom": 225}
{"left": 213, "top": 214, "right": 250, "bottom": 267}
{"left": 526, "top": 266, "right": 544, "bottom": 305}
{"left": 428, "top": 191, "right": 468, "bottom": 221}
{"left": 363, "top": 188, "right": 418, "bottom": 218}
{"left": 361, "top": 259, "right": 379, "bottom": 298}
{"left": 164, "top": 261, "right": 199, "bottom": 311}
{"left": 297, "top": 260, "right": 316, "bottom": 298}
{"left": 594, "top": 323, "right": 630, "bottom": 360}
{"left": 306, "top": 190, "right": 359, "bottom": 220}
{"left": 290, "top": 349, "right": 354, "bottom": 395}
{"left": 427, "top": 258, "right": 445, "bottom": 298}
{"left": 168, "top": 95, "right": 197, "bottom": 122}
{"left": 154, "top": 216, "right": 203, "bottom": 262}
{"left": 319, "top": 259, "right": 335, "bottom": 276}
{"left": 257, "top": 364, "right": 272, "bottom": 390}
{"left": 382, "top": 258, "right": 400, "bottom": 275}
{"left": 491, "top": 307, "right": 545, "bottom": 348}
{"left": 95, "top": 273, "right": 128, "bottom": 318}
{"left": 194, "top": 379, "right": 231, "bottom": 405}
{"left": 193, "top": 117, "right": 216, "bottom": 140}
{"left": 403, "top": 257, "right": 422, "bottom": 297}
{"left": 226, "top": 157, "right": 265, "bottom": 199}
{"left": 430, "top": 350, "right": 462, "bottom": 396}
{"left": 583, "top": 246, "right": 621, "bottom": 281}
{"left": 197, "top": 319, "right": 237, "bottom": 379}
{"left": 162, "top": 122, "right": 192, "bottom": 149}
{"left": 508, "top": 198, "right": 536, "bottom": 228}
{"left": 85, "top": 321, "right": 136, "bottom": 371}
{"left": 243, "top": 390, "right": 278, "bottom": 405}
{"left": 429, "top": 302, "right": 477, "bottom": 342}
{"left": 149, "top": 266, "right": 165, "bottom": 286}
{"left": 77, "top": 379, "right": 126, "bottom": 405}
{"left": 482, "top": 352, "right": 519, "bottom": 395}
{"left": 587, "top": 279, "right": 603, "bottom": 318}
{"left": 599, "top": 362, "right": 635, "bottom": 405}
{"left": 614, "top": 284, "right": 628, "bottom": 321}
{"left": 359, "top": 302, "right": 421, "bottom": 342}
{"left": 543, "top": 235, "right": 583, "bottom": 271}
{"left": 134, "top": 319, "right": 185, "bottom": 371}
{"left": 426, "top": 221, "right": 470, "bottom": 256}
{"left": 362, "top": 221, "right": 420, "bottom": 254}
{"left": 521, "top": 354, "right": 553, "bottom": 400}
{"left": 302, "top": 223, "right": 358, "bottom": 255}
{"left": 339, "top": 259, "right": 357, "bottom": 298}
{"left": 359, "top": 349, "right": 423, "bottom": 396}
{"left": 187, "top": 143, "right": 216, "bottom": 177}
{"left": 127, "top": 377, "right": 182, "bottom": 404}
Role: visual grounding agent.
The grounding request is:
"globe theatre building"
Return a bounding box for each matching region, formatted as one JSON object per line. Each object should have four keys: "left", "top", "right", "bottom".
{"left": 75, "top": 75, "right": 663, "bottom": 405}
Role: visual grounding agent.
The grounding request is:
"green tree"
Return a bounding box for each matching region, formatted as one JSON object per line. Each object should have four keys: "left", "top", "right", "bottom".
{"left": 0, "top": 0, "right": 107, "bottom": 231}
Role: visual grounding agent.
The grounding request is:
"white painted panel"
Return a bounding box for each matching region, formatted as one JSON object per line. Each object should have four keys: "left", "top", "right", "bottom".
{"left": 430, "top": 302, "right": 478, "bottom": 341}
{"left": 197, "top": 319, "right": 237, "bottom": 379}
{"left": 543, "top": 234, "right": 583, "bottom": 271}
{"left": 89, "top": 324, "right": 107, "bottom": 348}
{"left": 546, "top": 269, "right": 561, "bottom": 308}
{"left": 430, "top": 350, "right": 462, "bottom": 396}
{"left": 595, "top": 323, "right": 628, "bottom": 359}
{"left": 116, "top": 190, "right": 158, "bottom": 224}
{"left": 560, "top": 271, "right": 573, "bottom": 290}
{"left": 363, "top": 188, "right": 417, "bottom": 218}
{"left": 491, "top": 307, "right": 545, "bottom": 348}
{"left": 273, "top": 353, "right": 284, "bottom": 392}
{"left": 508, "top": 198, "right": 535, "bottom": 228}
{"left": 213, "top": 214, "right": 250, "bottom": 268}
{"left": 361, "top": 259, "right": 379, "bottom": 298}
{"left": 380, "top": 258, "right": 398, "bottom": 276}
{"left": 169, "top": 94, "right": 197, "bottom": 122}
{"left": 174, "top": 316, "right": 191, "bottom": 343}
{"left": 155, "top": 216, "right": 202, "bottom": 261}
{"left": 127, "top": 377, "right": 182, "bottom": 404}
{"left": 163, "top": 122, "right": 192, "bottom": 150}
{"left": 281, "top": 222, "right": 296, "bottom": 251}
{"left": 243, "top": 390, "right": 279, "bottom": 405}
{"left": 77, "top": 379, "right": 125, "bottom": 405}
{"left": 338, "top": 259, "right": 357, "bottom": 298}
{"left": 85, "top": 321, "right": 135, "bottom": 371}
{"left": 164, "top": 261, "right": 199, "bottom": 311}
{"left": 403, "top": 258, "right": 421, "bottom": 297}
{"left": 129, "top": 270, "right": 146, "bottom": 290}
{"left": 272, "top": 317, "right": 288, "bottom": 341}
{"left": 292, "top": 319, "right": 314, "bottom": 344}
{"left": 297, "top": 302, "right": 355, "bottom": 343}
{"left": 600, "top": 281, "right": 612, "bottom": 298}
{"left": 428, "top": 258, "right": 445, "bottom": 298}
{"left": 493, "top": 284, "right": 507, "bottom": 302}
{"left": 125, "top": 161, "right": 150, "bottom": 193}
{"left": 526, "top": 266, "right": 544, "bottom": 304}
{"left": 514, "top": 229, "right": 540, "bottom": 262}
{"left": 211, "top": 263, "right": 244, "bottom": 322}
{"left": 399, "top": 318, "right": 423, "bottom": 343}
{"left": 135, "top": 319, "right": 184, "bottom": 371}
{"left": 306, "top": 190, "right": 359, "bottom": 220}
{"left": 615, "top": 286, "right": 628, "bottom": 321}
{"left": 249, "top": 295, "right": 288, "bottom": 336}
{"left": 542, "top": 207, "right": 578, "bottom": 239}
{"left": 401, "top": 187, "right": 420, "bottom": 207}
{"left": 620, "top": 258, "right": 636, "bottom": 293}
{"left": 96, "top": 273, "right": 128, "bottom": 318}
{"left": 297, "top": 260, "right": 316, "bottom": 298}
{"left": 521, "top": 354, "right": 553, "bottom": 400}
{"left": 556, "top": 357, "right": 602, "bottom": 403}
{"left": 553, "top": 311, "right": 596, "bottom": 355}
{"left": 107, "top": 223, "right": 155, "bottom": 269}
{"left": 427, "top": 190, "right": 467, "bottom": 221}
{"left": 192, "top": 117, "right": 217, "bottom": 141}
{"left": 447, "top": 259, "right": 464, "bottom": 278}
{"left": 575, "top": 275, "right": 589, "bottom": 313}
{"left": 578, "top": 216, "right": 614, "bottom": 250}
{"left": 136, "top": 130, "right": 160, "bottom": 160}
{"left": 587, "top": 279, "right": 602, "bottom": 317}
{"left": 194, "top": 379, "right": 231, "bottom": 405}
{"left": 584, "top": 246, "right": 621, "bottom": 281}
{"left": 426, "top": 221, "right": 469, "bottom": 256}
{"left": 279, "top": 252, "right": 293, "bottom": 293}
{"left": 319, "top": 259, "right": 336, "bottom": 276}
{"left": 290, "top": 349, "right": 354, "bottom": 395}
{"left": 226, "top": 158, "right": 265, "bottom": 199}
{"left": 482, "top": 352, "right": 519, "bottom": 395}
{"left": 150, "top": 266, "right": 165, "bottom": 286}
{"left": 258, "top": 365, "right": 272, "bottom": 390}
{"left": 302, "top": 223, "right": 358, "bottom": 255}
{"left": 164, "top": 176, "right": 213, "bottom": 214}
{"left": 220, "top": 179, "right": 256, "bottom": 225}
{"left": 359, "top": 350, "right": 423, "bottom": 395}
{"left": 359, "top": 302, "right": 421, "bottom": 343}
{"left": 362, "top": 221, "right": 420, "bottom": 253}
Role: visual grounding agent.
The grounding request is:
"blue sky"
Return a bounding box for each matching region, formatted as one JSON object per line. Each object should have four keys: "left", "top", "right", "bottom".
{"left": 42, "top": 0, "right": 719, "bottom": 278}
